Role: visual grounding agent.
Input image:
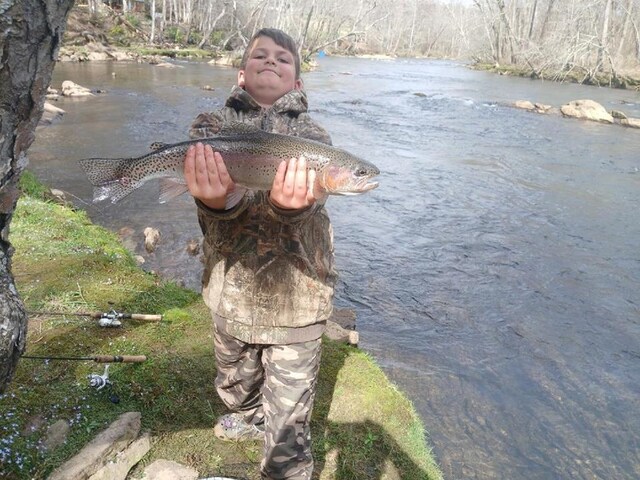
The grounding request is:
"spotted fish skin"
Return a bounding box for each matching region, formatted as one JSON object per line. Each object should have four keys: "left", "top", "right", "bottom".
{"left": 79, "top": 128, "right": 380, "bottom": 205}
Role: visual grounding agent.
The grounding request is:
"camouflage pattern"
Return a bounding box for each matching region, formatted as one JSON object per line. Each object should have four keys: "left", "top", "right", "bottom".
{"left": 213, "top": 319, "right": 322, "bottom": 479}
{"left": 190, "top": 86, "right": 338, "bottom": 345}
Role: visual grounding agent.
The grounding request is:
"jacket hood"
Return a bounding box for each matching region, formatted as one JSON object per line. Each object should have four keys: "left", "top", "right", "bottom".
{"left": 225, "top": 85, "right": 309, "bottom": 115}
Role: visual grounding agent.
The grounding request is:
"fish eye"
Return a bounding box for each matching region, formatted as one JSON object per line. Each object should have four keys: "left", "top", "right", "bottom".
{"left": 355, "top": 168, "right": 369, "bottom": 177}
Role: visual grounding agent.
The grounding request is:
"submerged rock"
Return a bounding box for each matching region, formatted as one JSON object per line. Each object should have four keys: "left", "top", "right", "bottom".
{"left": 621, "top": 118, "right": 640, "bottom": 129}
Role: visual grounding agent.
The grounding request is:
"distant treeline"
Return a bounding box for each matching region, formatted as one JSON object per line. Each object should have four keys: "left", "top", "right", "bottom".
{"left": 85, "top": 0, "right": 640, "bottom": 83}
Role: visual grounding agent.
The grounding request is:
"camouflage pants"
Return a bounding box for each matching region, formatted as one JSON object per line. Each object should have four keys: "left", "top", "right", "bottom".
{"left": 213, "top": 320, "right": 322, "bottom": 480}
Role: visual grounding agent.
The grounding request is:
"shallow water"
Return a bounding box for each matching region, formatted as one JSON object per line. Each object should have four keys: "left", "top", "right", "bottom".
{"left": 28, "top": 57, "right": 640, "bottom": 479}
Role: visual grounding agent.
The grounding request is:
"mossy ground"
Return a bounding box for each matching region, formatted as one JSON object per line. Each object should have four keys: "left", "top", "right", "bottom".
{"left": 0, "top": 171, "right": 442, "bottom": 479}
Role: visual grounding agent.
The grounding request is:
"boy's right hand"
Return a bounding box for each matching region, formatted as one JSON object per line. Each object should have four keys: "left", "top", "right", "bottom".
{"left": 184, "top": 143, "right": 235, "bottom": 210}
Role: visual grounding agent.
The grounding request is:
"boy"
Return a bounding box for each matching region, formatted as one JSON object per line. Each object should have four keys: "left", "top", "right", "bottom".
{"left": 183, "top": 29, "right": 337, "bottom": 480}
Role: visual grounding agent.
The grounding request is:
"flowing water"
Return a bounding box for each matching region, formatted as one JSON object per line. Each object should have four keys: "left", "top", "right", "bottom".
{"left": 28, "top": 57, "right": 640, "bottom": 479}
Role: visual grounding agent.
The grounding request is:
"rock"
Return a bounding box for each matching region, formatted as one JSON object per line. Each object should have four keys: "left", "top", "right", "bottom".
{"left": 155, "top": 62, "right": 183, "bottom": 68}
{"left": 39, "top": 102, "right": 66, "bottom": 126}
{"left": 141, "top": 459, "right": 199, "bottom": 480}
{"left": 514, "top": 100, "right": 535, "bottom": 111}
{"left": 533, "top": 102, "right": 553, "bottom": 113}
{"left": 413, "top": 92, "right": 427, "bottom": 97}
{"left": 621, "top": 117, "right": 640, "bottom": 128}
{"left": 42, "top": 419, "right": 70, "bottom": 452}
{"left": 202, "top": 85, "right": 215, "bottom": 91}
{"left": 87, "top": 51, "right": 109, "bottom": 61}
{"left": 208, "top": 54, "right": 237, "bottom": 67}
{"left": 22, "top": 414, "right": 46, "bottom": 436}
{"left": 107, "top": 50, "right": 132, "bottom": 61}
{"left": 87, "top": 432, "right": 151, "bottom": 480}
{"left": 46, "top": 86, "right": 60, "bottom": 100}
{"left": 118, "top": 226, "right": 135, "bottom": 238}
{"left": 560, "top": 99, "right": 613, "bottom": 123}
{"left": 514, "top": 100, "right": 553, "bottom": 114}
{"left": 135, "top": 255, "right": 146, "bottom": 265}
{"left": 325, "top": 320, "right": 359, "bottom": 345}
{"left": 47, "top": 189, "right": 72, "bottom": 208}
{"left": 325, "top": 308, "right": 358, "bottom": 345}
{"left": 47, "top": 411, "right": 142, "bottom": 480}
{"left": 186, "top": 239, "right": 200, "bottom": 256}
{"left": 61, "top": 80, "right": 94, "bottom": 97}
{"left": 143, "top": 227, "right": 161, "bottom": 253}
{"left": 611, "top": 109, "right": 628, "bottom": 120}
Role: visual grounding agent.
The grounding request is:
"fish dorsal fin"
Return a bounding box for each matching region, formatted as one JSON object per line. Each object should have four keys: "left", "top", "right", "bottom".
{"left": 150, "top": 142, "right": 169, "bottom": 151}
{"left": 219, "top": 122, "right": 261, "bottom": 136}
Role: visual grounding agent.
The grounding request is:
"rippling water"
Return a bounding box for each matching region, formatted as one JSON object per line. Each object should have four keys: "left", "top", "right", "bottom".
{"left": 28, "top": 57, "right": 640, "bottom": 479}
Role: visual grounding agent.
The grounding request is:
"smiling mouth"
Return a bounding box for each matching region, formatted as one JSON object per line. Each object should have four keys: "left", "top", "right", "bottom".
{"left": 259, "top": 69, "right": 279, "bottom": 76}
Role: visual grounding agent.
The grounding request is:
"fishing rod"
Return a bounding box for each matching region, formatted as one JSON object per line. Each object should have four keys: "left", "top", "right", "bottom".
{"left": 21, "top": 354, "right": 147, "bottom": 363}
{"left": 21, "top": 354, "right": 147, "bottom": 402}
{"left": 27, "top": 308, "right": 162, "bottom": 327}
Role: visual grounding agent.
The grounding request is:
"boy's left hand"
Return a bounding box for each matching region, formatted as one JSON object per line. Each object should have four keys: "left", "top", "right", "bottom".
{"left": 270, "top": 156, "right": 317, "bottom": 210}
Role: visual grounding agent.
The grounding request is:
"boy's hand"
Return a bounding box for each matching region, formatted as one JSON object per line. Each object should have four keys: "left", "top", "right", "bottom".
{"left": 270, "top": 156, "right": 317, "bottom": 210}
{"left": 184, "top": 143, "right": 234, "bottom": 210}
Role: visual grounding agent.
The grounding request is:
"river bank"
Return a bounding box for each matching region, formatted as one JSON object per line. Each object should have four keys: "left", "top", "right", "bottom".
{"left": 0, "top": 172, "right": 442, "bottom": 479}
{"left": 60, "top": 4, "right": 640, "bottom": 91}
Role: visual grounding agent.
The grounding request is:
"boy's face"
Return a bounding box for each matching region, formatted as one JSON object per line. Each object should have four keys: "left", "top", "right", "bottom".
{"left": 238, "top": 36, "right": 302, "bottom": 107}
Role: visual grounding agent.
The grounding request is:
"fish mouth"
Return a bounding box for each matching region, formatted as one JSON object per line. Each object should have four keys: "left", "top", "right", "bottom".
{"left": 363, "top": 181, "right": 379, "bottom": 191}
{"left": 337, "top": 178, "right": 379, "bottom": 195}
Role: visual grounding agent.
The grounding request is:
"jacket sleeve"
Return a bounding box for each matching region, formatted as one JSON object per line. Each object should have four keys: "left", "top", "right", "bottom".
{"left": 195, "top": 197, "right": 251, "bottom": 220}
{"left": 189, "top": 112, "right": 225, "bottom": 139}
{"left": 294, "top": 112, "right": 333, "bottom": 145}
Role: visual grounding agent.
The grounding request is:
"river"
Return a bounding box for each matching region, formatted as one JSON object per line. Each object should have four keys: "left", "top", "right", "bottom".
{"left": 27, "top": 57, "right": 640, "bottom": 479}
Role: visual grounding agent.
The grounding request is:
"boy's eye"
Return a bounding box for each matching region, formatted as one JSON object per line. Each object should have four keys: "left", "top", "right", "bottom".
{"left": 278, "top": 58, "right": 290, "bottom": 63}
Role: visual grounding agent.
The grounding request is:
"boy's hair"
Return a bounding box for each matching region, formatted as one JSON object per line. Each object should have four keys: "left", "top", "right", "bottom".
{"left": 241, "top": 28, "right": 301, "bottom": 79}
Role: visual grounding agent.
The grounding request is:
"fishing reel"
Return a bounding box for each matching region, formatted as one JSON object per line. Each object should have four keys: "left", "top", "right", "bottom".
{"left": 88, "top": 364, "right": 120, "bottom": 404}
{"left": 88, "top": 365, "right": 111, "bottom": 390}
{"left": 98, "top": 308, "right": 123, "bottom": 328}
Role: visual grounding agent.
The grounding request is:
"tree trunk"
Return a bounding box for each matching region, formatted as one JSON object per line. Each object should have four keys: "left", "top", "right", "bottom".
{"left": 528, "top": 0, "right": 538, "bottom": 40}
{"left": 538, "top": 0, "right": 556, "bottom": 42}
{"left": 0, "top": 0, "right": 74, "bottom": 394}
{"left": 615, "top": 0, "right": 634, "bottom": 61}
{"left": 597, "top": 0, "right": 613, "bottom": 72}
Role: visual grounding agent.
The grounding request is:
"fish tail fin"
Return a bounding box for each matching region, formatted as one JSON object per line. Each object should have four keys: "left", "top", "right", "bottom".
{"left": 78, "top": 157, "right": 136, "bottom": 203}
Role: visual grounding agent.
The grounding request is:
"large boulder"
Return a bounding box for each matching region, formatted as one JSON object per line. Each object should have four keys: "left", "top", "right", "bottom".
{"left": 61, "top": 80, "right": 94, "bottom": 97}
{"left": 560, "top": 99, "right": 613, "bottom": 123}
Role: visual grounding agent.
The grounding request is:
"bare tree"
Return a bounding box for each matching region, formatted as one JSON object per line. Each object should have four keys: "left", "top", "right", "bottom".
{"left": 0, "top": 0, "right": 74, "bottom": 393}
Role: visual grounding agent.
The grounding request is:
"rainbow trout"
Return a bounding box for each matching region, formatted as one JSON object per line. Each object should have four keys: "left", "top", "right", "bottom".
{"left": 79, "top": 124, "right": 379, "bottom": 206}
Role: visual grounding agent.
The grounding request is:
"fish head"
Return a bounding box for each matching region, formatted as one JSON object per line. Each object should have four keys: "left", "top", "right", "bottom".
{"left": 320, "top": 156, "right": 380, "bottom": 195}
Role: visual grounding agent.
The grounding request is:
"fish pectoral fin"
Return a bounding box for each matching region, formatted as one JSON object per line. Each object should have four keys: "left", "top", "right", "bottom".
{"left": 158, "top": 178, "right": 189, "bottom": 203}
{"left": 225, "top": 186, "right": 249, "bottom": 209}
{"left": 219, "top": 122, "right": 261, "bottom": 136}
{"left": 150, "top": 142, "right": 170, "bottom": 151}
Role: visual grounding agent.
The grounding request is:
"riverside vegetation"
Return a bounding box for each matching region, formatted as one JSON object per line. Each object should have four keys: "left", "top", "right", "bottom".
{"left": 0, "top": 172, "right": 442, "bottom": 479}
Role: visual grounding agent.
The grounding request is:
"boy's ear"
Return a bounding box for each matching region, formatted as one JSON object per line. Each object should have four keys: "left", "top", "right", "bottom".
{"left": 294, "top": 78, "right": 303, "bottom": 90}
{"left": 238, "top": 70, "right": 246, "bottom": 88}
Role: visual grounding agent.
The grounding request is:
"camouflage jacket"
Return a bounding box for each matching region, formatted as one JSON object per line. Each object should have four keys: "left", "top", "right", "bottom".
{"left": 189, "top": 86, "right": 337, "bottom": 344}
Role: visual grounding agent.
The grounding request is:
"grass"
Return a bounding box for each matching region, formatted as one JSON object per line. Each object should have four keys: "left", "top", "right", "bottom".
{"left": 0, "top": 171, "right": 442, "bottom": 480}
